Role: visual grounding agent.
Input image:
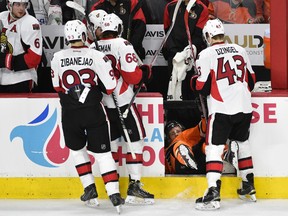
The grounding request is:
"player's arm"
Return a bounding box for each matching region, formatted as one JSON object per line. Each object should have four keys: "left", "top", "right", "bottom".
{"left": 243, "top": 51, "right": 256, "bottom": 91}
{"left": 190, "top": 53, "right": 211, "bottom": 96}
{"left": 119, "top": 40, "right": 143, "bottom": 85}
{"left": 95, "top": 53, "right": 117, "bottom": 95}
{"left": 6, "top": 18, "right": 42, "bottom": 71}
{"left": 50, "top": 54, "right": 65, "bottom": 93}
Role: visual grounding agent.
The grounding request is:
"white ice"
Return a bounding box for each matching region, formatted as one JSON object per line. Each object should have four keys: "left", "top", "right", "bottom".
{"left": 0, "top": 199, "right": 288, "bottom": 216}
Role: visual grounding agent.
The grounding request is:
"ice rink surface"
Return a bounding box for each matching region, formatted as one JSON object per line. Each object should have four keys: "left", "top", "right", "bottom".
{"left": 0, "top": 199, "right": 288, "bottom": 216}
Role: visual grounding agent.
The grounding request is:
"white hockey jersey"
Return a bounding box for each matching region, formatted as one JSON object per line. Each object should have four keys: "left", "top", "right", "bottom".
{"left": 195, "top": 42, "right": 255, "bottom": 115}
{"left": 0, "top": 11, "right": 42, "bottom": 85}
{"left": 51, "top": 46, "right": 116, "bottom": 94}
{"left": 91, "top": 37, "right": 142, "bottom": 108}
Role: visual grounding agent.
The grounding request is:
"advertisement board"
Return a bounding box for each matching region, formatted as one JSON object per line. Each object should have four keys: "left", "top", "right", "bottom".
{"left": 42, "top": 24, "right": 269, "bottom": 67}
{"left": 0, "top": 94, "right": 164, "bottom": 177}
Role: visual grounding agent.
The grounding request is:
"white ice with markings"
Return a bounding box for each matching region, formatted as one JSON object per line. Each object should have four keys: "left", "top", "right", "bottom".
{"left": 0, "top": 199, "right": 288, "bottom": 216}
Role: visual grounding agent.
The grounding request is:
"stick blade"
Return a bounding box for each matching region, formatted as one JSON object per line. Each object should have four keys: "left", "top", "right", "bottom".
{"left": 186, "top": 0, "right": 196, "bottom": 12}
{"left": 66, "top": 1, "right": 86, "bottom": 16}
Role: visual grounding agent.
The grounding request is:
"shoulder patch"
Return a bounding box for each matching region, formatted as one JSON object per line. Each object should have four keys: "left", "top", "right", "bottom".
{"left": 32, "top": 24, "right": 40, "bottom": 30}
{"left": 124, "top": 40, "right": 131, "bottom": 46}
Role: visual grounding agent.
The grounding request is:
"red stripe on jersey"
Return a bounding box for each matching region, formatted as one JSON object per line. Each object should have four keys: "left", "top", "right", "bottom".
{"left": 76, "top": 162, "right": 92, "bottom": 176}
{"left": 90, "top": 0, "right": 104, "bottom": 12}
{"left": 196, "top": 79, "right": 205, "bottom": 91}
{"left": 238, "top": 157, "right": 253, "bottom": 170}
{"left": 210, "top": 70, "right": 223, "bottom": 102}
{"left": 102, "top": 170, "right": 119, "bottom": 184}
{"left": 24, "top": 48, "right": 41, "bottom": 69}
{"left": 112, "top": 152, "right": 119, "bottom": 163}
{"left": 196, "top": 1, "right": 209, "bottom": 29}
{"left": 130, "top": 0, "right": 146, "bottom": 23}
{"left": 206, "top": 161, "right": 223, "bottom": 173}
{"left": 121, "top": 66, "right": 142, "bottom": 85}
{"left": 132, "top": 103, "right": 146, "bottom": 137}
{"left": 126, "top": 153, "right": 143, "bottom": 164}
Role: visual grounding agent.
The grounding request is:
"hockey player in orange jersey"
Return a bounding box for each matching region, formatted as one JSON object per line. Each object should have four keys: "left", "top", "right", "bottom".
{"left": 165, "top": 118, "right": 207, "bottom": 175}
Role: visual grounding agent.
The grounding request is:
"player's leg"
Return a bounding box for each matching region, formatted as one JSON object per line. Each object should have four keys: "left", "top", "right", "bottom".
{"left": 195, "top": 113, "right": 229, "bottom": 210}
{"left": 87, "top": 106, "right": 124, "bottom": 213}
{"left": 230, "top": 113, "right": 256, "bottom": 202}
{"left": 122, "top": 104, "right": 154, "bottom": 205}
{"left": 61, "top": 109, "right": 99, "bottom": 207}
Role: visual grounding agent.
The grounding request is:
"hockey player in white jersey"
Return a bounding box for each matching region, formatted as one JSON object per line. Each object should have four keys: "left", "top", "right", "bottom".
{"left": 191, "top": 18, "right": 257, "bottom": 210}
{"left": 50, "top": 20, "right": 124, "bottom": 213}
{"left": 88, "top": 9, "right": 107, "bottom": 41}
{"left": 0, "top": 0, "right": 42, "bottom": 93}
{"left": 89, "top": 12, "right": 154, "bottom": 205}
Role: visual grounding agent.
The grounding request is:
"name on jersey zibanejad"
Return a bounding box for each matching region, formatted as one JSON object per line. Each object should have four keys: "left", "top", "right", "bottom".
{"left": 215, "top": 46, "right": 238, "bottom": 55}
{"left": 61, "top": 57, "right": 93, "bottom": 67}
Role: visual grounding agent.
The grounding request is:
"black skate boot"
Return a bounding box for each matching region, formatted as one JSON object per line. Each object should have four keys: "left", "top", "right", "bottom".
{"left": 80, "top": 184, "right": 99, "bottom": 207}
{"left": 109, "top": 193, "right": 125, "bottom": 214}
{"left": 237, "top": 173, "right": 257, "bottom": 202}
{"left": 195, "top": 180, "right": 221, "bottom": 210}
{"left": 125, "top": 179, "right": 155, "bottom": 205}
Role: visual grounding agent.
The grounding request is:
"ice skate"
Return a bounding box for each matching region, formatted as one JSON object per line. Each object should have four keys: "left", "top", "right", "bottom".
{"left": 223, "top": 140, "right": 239, "bottom": 169}
{"left": 178, "top": 144, "right": 198, "bottom": 170}
{"left": 109, "top": 193, "right": 125, "bottom": 214}
{"left": 80, "top": 184, "right": 99, "bottom": 207}
{"left": 237, "top": 175, "right": 257, "bottom": 202}
{"left": 195, "top": 180, "right": 221, "bottom": 211}
{"left": 125, "top": 180, "right": 155, "bottom": 205}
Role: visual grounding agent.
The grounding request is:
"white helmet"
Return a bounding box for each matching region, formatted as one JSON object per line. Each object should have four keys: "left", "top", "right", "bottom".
{"left": 102, "top": 13, "right": 123, "bottom": 37}
{"left": 7, "top": 0, "right": 29, "bottom": 12}
{"left": 88, "top": 10, "right": 107, "bottom": 32}
{"left": 64, "top": 20, "right": 87, "bottom": 43}
{"left": 202, "top": 18, "right": 225, "bottom": 46}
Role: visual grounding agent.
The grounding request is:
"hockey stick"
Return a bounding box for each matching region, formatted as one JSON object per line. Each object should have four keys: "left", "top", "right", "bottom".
{"left": 66, "top": 1, "right": 136, "bottom": 159}
{"left": 122, "top": 0, "right": 182, "bottom": 118}
{"left": 111, "top": 93, "right": 136, "bottom": 159}
{"left": 66, "top": 0, "right": 99, "bottom": 50}
{"left": 184, "top": 0, "right": 208, "bottom": 121}
{"left": 150, "top": 0, "right": 182, "bottom": 67}
{"left": 127, "top": 0, "right": 143, "bottom": 41}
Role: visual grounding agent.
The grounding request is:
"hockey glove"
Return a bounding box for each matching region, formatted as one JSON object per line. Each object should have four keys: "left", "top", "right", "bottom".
{"left": 0, "top": 53, "right": 14, "bottom": 70}
{"left": 5, "top": 53, "right": 13, "bottom": 70}
{"left": 140, "top": 64, "right": 152, "bottom": 84}
{"left": 190, "top": 75, "right": 199, "bottom": 91}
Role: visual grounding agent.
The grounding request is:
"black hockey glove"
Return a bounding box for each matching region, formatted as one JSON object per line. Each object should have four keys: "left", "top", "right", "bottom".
{"left": 140, "top": 64, "right": 152, "bottom": 84}
{"left": 0, "top": 52, "right": 6, "bottom": 68}
{"left": 190, "top": 75, "right": 199, "bottom": 91}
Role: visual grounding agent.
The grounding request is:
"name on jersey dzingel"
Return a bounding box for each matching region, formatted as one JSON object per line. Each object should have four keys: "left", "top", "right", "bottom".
{"left": 215, "top": 46, "right": 239, "bottom": 55}
{"left": 60, "top": 57, "right": 93, "bottom": 67}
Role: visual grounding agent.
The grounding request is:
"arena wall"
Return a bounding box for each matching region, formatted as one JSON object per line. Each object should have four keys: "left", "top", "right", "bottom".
{"left": 0, "top": 92, "right": 288, "bottom": 199}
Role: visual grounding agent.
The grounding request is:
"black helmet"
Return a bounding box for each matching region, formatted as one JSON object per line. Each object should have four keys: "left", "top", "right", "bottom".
{"left": 164, "top": 120, "right": 185, "bottom": 137}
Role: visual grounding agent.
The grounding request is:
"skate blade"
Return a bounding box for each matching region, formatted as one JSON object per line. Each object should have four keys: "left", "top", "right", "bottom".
{"left": 239, "top": 194, "right": 257, "bottom": 202}
{"left": 195, "top": 201, "right": 220, "bottom": 211}
{"left": 125, "top": 195, "right": 155, "bottom": 205}
{"left": 115, "top": 205, "right": 122, "bottom": 214}
{"left": 84, "top": 198, "right": 100, "bottom": 207}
